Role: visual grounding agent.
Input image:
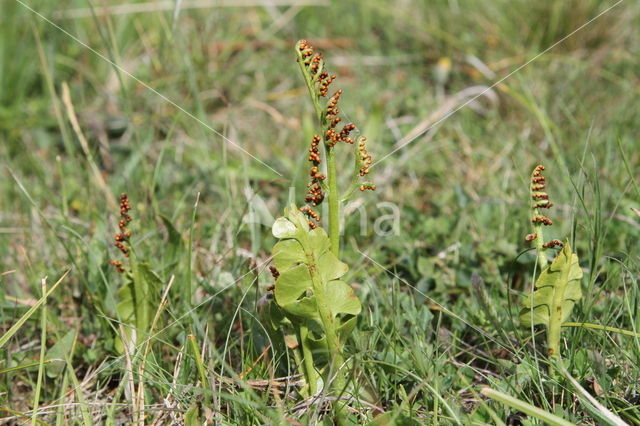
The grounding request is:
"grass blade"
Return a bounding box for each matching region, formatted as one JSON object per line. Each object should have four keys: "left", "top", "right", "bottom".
{"left": 480, "top": 387, "right": 575, "bottom": 426}
{"left": 31, "top": 278, "right": 48, "bottom": 426}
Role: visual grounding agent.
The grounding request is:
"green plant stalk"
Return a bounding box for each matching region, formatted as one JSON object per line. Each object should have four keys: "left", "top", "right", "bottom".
{"left": 326, "top": 147, "right": 340, "bottom": 255}
{"left": 135, "top": 277, "right": 173, "bottom": 424}
{"left": 530, "top": 201, "right": 548, "bottom": 270}
{"left": 105, "top": 367, "right": 127, "bottom": 425}
{"left": 298, "top": 324, "right": 318, "bottom": 395}
{"left": 532, "top": 221, "right": 547, "bottom": 269}
{"left": 32, "top": 22, "right": 74, "bottom": 158}
{"left": 309, "top": 265, "right": 346, "bottom": 393}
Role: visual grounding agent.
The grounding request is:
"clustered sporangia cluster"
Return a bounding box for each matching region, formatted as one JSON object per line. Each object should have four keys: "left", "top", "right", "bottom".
{"left": 296, "top": 40, "right": 375, "bottom": 228}
{"left": 109, "top": 193, "right": 133, "bottom": 273}
{"left": 526, "top": 165, "right": 563, "bottom": 249}
{"left": 269, "top": 265, "right": 280, "bottom": 280}
{"left": 542, "top": 239, "right": 563, "bottom": 249}
{"left": 266, "top": 265, "right": 280, "bottom": 292}
{"left": 324, "top": 90, "right": 356, "bottom": 147}
{"left": 302, "top": 134, "right": 326, "bottom": 228}
{"left": 357, "top": 137, "right": 376, "bottom": 191}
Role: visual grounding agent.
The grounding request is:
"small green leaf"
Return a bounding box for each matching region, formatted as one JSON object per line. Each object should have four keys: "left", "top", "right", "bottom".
{"left": 308, "top": 227, "right": 332, "bottom": 253}
{"left": 325, "top": 280, "right": 361, "bottom": 317}
{"left": 274, "top": 264, "right": 312, "bottom": 306}
{"left": 317, "top": 250, "right": 348, "bottom": 283}
{"left": 282, "top": 296, "right": 320, "bottom": 320}
{"left": 272, "top": 239, "right": 306, "bottom": 270}
{"left": 285, "top": 204, "right": 311, "bottom": 230}
{"left": 337, "top": 316, "right": 359, "bottom": 341}
{"left": 272, "top": 217, "right": 298, "bottom": 239}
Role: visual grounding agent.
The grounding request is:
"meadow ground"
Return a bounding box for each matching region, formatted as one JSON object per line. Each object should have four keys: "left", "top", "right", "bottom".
{"left": 1, "top": 0, "right": 639, "bottom": 424}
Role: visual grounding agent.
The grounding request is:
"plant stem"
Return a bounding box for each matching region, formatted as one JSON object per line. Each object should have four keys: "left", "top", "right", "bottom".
{"left": 530, "top": 207, "right": 547, "bottom": 270}
{"left": 327, "top": 146, "right": 340, "bottom": 255}
{"left": 299, "top": 324, "right": 318, "bottom": 395}
{"left": 315, "top": 296, "right": 348, "bottom": 424}
{"left": 534, "top": 225, "right": 548, "bottom": 271}
{"left": 311, "top": 268, "right": 346, "bottom": 393}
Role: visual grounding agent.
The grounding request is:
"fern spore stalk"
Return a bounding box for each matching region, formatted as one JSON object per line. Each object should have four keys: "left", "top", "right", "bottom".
{"left": 527, "top": 165, "right": 563, "bottom": 268}
{"left": 295, "top": 40, "right": 374, "bottom": 255}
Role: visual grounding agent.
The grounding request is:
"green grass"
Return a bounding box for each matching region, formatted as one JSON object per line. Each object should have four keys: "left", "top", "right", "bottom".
{"left": 1, "top": 0, "right": 640, "bottom": 424}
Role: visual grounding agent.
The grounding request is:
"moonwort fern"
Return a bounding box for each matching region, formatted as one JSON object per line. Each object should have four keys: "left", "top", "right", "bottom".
{"left": 110, "top": 194, "right": 162, "bottom": 355}
{"left": 264, "top": 41, "right": 375, "bottom": 413}
{"left": 519, "top": 165, "right": 583, "bottom": 358}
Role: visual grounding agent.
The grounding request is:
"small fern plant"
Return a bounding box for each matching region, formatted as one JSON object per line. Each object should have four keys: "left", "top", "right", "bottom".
{"left": 266, "top": 41, "right": 375, "bottom": 403}
{"left": 519, "top": 165, "right": 583, "bottom": 359}
{"left": 109, "top": 193, "right": 163, "bottom": 355}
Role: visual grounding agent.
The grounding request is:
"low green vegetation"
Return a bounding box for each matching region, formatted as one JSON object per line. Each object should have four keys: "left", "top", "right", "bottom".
{"left": 1, "top": 1, "right": 640, "bottom": 424}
